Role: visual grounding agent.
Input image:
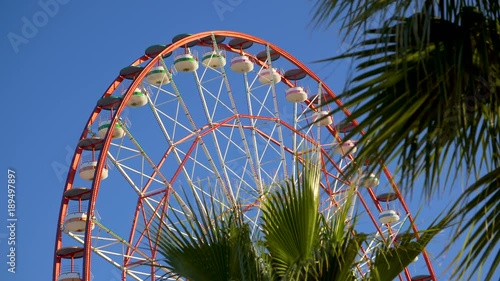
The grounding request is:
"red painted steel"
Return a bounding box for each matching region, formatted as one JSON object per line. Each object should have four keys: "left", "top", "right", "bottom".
{"left": 54, "top": 31, "right": 436, "bottom": 281}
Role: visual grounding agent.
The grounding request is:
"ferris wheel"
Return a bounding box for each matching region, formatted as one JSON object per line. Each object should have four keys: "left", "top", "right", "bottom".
{"left": 53, "top": 31, "right": 436, "bottom": 281}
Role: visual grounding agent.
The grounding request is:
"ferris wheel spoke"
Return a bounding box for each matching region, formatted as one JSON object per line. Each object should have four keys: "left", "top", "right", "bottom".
{"left": 248, "top": 86, "right": 275, "bottom": 118}
{"left": 217, "top": 57, "right": 263, "bottom": 194}
{"left": 143, "top": 89, "right": 214, "bottom": 216}
{"left": 103, "top": 129, "right": 180, "bottom": 223}
{"left": 212, "top": 122, "right": 259, "bottom": 199}
{"left": 239, "top": 73, "right": 266, "bottom": 192}
{"left": 197, "top": 79, "right": 234, "bottom": 120}
{"left": 88, "top": 127, "right": 162, "bottom": 196}
{"left": 70, "top": 125, "right": 172, "bottom": 276}
{"left": 91, "top": 219, "right": 159, "bottom": 266}
{"left": 105, "top": 130, "right": 208, "bottom": 264}
{"left": 118, "top": 125, "right": 174, "bottom": 191}
{"left": 66, "top": 224, "right": 166, "bottom": 281}
{"left": 164, "top": 68, "right": 237, "bottom": 206}
{"left": 194, "top": 68, "right": 256, "bottom": 202}
{"left": 263, "top": 44, "right": 289, "bottom": 179}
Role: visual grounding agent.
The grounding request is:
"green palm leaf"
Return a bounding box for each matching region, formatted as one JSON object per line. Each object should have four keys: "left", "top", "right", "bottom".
{"left": 370, "top": 214, "right": 453, "bottom": 281}
{"left": 313, "top": 187, "right": 361, "bottom": 281}
{"left": 261, "top": 155, "right": 322, "bottom": 279}
{"left": 153, "top": 185, "right": 266, "bottom": 281}
{"left": 312, "top": 2, "right": 499, "bottom": 279}
{"left": 443, "top": 168, "right": 500, "bottom": 280}
{"left": 152, "top": 152, "right": 447, "bottom": 280}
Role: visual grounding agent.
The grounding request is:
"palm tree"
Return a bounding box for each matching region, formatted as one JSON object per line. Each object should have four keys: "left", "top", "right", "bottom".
{"left": 153, "top": 153, "right": 445, "bottom": 280}
{"left": 311, "top": 1, "right": 499, "bottom": 280}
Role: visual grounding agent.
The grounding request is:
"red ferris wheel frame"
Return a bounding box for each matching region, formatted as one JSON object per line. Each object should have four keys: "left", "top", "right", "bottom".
{"left": 53, "top": 30, "right": 436, "bottom": 281}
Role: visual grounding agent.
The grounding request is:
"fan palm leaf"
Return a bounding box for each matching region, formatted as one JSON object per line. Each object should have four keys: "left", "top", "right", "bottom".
{"left": 154, "top": 185, "right": 266, "bottom": 281}
{"left": 261, "top": 153, "right": 322, "bottom": 279}
{"left": 153, "top": 153, "right": 451, "bottom": 280}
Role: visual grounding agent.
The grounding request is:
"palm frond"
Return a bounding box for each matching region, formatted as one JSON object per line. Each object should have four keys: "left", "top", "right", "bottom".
{"left": 314, "top": 186, "right": 360, "bottom": 281}
{"left": 153, "top": 185, "right": 265, "bottom": 281}
{"left": 261, "top": 154, "right": 322, "bottom": 279}
{"left": 311, "top": 0, "right": 500, "bottom": 39}
{"left": 444, "top": 168, "right": 500, "bottom": 280}
{"left": 314, "top": 3, "right": 500, "bottom": 183}
{"left": 150, "top": 152, "right": 450, "bottom": 280}
{"left": 312, "top": 1, "right": 499, "bottom": 280}
{"left": 370, "top": 213, "right": 454, "bottom": 281}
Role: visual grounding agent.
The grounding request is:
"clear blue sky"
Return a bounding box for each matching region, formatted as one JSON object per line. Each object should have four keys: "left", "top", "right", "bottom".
{"left": 0, "top": 1, "right": 486, "bottom": 280}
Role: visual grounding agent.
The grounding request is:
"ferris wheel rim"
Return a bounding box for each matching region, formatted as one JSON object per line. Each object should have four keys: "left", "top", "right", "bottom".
{"left": 53, "top": 30, "right": 436, "bottom": 281}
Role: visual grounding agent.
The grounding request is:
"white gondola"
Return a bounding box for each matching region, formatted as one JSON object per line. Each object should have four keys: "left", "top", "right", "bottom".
{"left": 97, "top": 119, "right": 125, "bottom": 139}
{"left": 79, "top": 160, "right": 108, "bottom": 181}
{"left": 359, "top": 173, "right": 380, "bottom": 188}
{"left": 202, "top": 51, "right": 226, "bottom": 68}
{"left": 334, "top": 140, "right": 357, "bottom": 155}
{"left": 58, "top": 272, "right": 82, "bottom": 281}
{"left": 285, "top": 86, "right": 307, "bottom": 103}
{"left": 125, "top": 88, "right": 147, "bottom": 107}
{"left": 230, "top": 55, "right": 254, "bottom": 73}
{"left": 258, "top": 68, "right": 281, "bottom": 84}
{"left": 379, "top": 210, "right": 400, "bottom": 224}
{"left": 146, "top": 66, "right": 170, "bottom": 85}
{"left": 64, "top": 212, "right": 94, "bottom": 233}
{"left": 174, "top": 53, "right": 199, "bottom": 72}
{"left": 312, "top": 111, "right": 332, "bottom": 126}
